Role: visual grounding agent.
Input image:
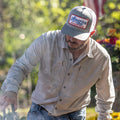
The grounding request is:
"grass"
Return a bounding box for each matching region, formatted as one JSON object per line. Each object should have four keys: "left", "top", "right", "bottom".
{"left": 16, "top": 107, "right": 29, "bottom": 118}
{"left": 1, "top": 107, "right": 120, "bottom": 119}
{"left": 0, "top": 105, "right": 29, "bottom": 118}
{"left": 86, "top": 107, "right": 98, "bottom": 120}
{"left": 0, "top": 106, "right": 97, "bottom": 119}
{"left": 17, "top": 107, "right": 97, "bottom": 119}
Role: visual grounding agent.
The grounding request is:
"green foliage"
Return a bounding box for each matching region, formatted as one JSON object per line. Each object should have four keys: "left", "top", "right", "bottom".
{"left": 30, "top": 65, "right": 39, "bottom": 90}
{"left": 97, "top": 0, "right": 120, "bottom": 36}
{"left": 96, "top": 0, "right": 120, "bottom": 72}
{"left": 0, "top": 104, "right": 27, "bottom": 120}
{"left": 0, "top": 0, "right": 83, "bottom": 69}
{"left": 87, "top": 116, "right": 97, "bottom": 120}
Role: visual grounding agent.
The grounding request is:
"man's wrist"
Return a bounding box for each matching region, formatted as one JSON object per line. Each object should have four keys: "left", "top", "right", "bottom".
{"left": 98, "top": 114, "right": 112, "bottom": 120}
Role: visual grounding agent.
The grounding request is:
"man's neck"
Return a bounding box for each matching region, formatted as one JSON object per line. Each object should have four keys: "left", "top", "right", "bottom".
{"left": 70, "top": 41, "right": 89, "bottom": 61}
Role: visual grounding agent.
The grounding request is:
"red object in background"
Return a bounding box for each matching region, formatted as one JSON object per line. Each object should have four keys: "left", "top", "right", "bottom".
{"left": 109, "top": 37, "right": 118, "bottom": 45}
{"left": 83, "top": 0, "right": 106, "bottom": 20}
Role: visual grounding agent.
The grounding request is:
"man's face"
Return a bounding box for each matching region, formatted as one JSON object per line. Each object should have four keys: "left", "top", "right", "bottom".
{"left": 65, "top": 35, "right": 89, "bottom": 51}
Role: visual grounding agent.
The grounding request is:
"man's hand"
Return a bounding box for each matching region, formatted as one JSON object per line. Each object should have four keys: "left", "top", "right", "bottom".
{"left": 97, "top": 114, "right": 112, "bottom": 120}
{"left": 0, "top": 91, "right": 17, "bottom": 111}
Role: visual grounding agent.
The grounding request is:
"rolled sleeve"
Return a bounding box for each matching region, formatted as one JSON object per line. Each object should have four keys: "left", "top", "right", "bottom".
{"left": 95, "top": 55, "right": 115, "bottom": 119}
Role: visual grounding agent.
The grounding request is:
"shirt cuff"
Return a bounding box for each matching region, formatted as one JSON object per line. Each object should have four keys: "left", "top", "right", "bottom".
{"left": 1, "top": 82, "right": 18, "bottom": 94}
{"left": 97, "top": 114, "right": 112, "bottom": 120}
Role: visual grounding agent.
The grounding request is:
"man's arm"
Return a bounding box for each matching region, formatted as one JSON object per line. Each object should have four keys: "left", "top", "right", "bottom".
{"left": 1, "top": 34, "right": 45, "bottom": 93}
{"left": 95, "top": 55, "right": 115, "bottom": 120}
{"left": 0, "top": 34, "right": 45, "bottom": 111}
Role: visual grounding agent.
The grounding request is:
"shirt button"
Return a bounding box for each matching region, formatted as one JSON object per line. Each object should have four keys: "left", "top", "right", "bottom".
{"left": 79, "top": 66, "right": 81, "bottom": 71}
{"left": 68, "top": 73, "right": 70, "bottom": 76}
{"left": 70, "top": 58, "right": 72, "bottom": 61}
{"left": 63, "top": 86, "right": 66, "bottom": 89}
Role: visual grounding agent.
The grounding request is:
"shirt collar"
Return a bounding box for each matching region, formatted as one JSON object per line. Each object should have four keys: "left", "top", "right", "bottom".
{"left": 87, "top": 38, "right": 94, "bottom": 58}
{"left": 61, "top": 34, "right": 68, "bottom": 49}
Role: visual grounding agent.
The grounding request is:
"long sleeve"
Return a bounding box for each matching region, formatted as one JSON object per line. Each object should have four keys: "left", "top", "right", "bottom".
{"left": 95, "top": 55, "right": 115, "bottom": 120}
{"left": 1, "top": 35, "right": 45, "bottom": 93}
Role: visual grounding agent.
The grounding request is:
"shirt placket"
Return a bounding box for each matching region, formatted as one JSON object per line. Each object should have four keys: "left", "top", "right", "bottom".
{"left": 53, "top": 51, "right": 75, "bottom": 111}
{"left": 53, "top": 50, "right": 89, "bottom": 112}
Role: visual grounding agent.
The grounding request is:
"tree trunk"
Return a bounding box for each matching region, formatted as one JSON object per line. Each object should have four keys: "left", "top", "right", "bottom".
{"left": 59, "top": 0, "right": 62, "bottom": 7}
{"left": 0, "top": 0, "right": 4, "bottom": 56}
{"left": 113, "top": 71, "right": 120, "bottom": 112}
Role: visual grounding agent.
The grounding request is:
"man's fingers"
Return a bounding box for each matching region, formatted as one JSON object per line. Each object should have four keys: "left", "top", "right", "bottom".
{"left": 0, "top": 91, "right": 17, "bottom": 111}
{"left": 4, "top": 96, "right": 17, "bottom": 110}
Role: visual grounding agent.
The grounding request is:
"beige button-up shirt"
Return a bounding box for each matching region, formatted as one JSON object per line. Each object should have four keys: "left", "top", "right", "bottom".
{"left": 2, "top": 30, "right": 115, "bottom": 119}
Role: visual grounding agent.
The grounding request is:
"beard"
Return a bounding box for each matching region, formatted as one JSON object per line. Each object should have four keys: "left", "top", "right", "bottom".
{"left": 67, "top": 41, "right": 87, "bottom": 51}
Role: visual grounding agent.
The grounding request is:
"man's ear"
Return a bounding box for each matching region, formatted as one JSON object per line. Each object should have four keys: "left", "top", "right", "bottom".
{"left": 90, "top": 30, "right": 96, "bottom": 37}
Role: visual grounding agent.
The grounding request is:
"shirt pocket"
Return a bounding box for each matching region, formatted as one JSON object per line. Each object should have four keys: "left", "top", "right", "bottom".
{"left": 51, "top": 59, "right": 66, "bottom": 80}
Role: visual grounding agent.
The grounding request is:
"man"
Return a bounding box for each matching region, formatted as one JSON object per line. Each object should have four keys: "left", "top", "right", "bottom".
{"left": 0, "top": 6, "right": 115, "bottom": 120}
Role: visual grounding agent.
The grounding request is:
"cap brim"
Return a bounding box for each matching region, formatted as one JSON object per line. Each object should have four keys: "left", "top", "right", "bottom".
{"left": 61, "top": 23, "right": 90, "bottom": 41}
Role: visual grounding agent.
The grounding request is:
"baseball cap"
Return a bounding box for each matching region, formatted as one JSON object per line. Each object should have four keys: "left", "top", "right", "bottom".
{"left": 61, "top": 6, "right": 97, "bottom": 41}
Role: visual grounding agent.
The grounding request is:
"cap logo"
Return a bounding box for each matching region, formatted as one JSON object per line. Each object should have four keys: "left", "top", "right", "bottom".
{"left": 68, "top": 14, "right": 89, "bottom": 29}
